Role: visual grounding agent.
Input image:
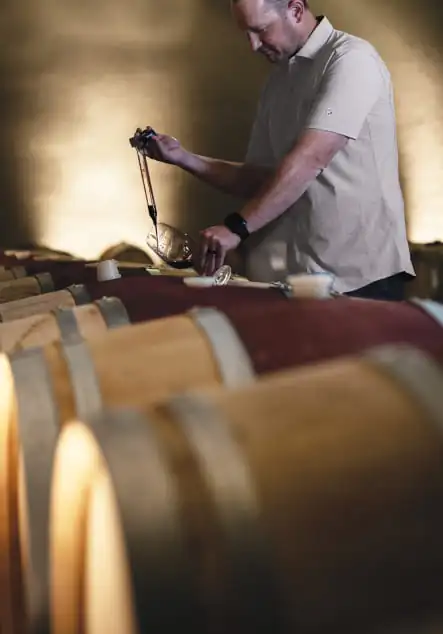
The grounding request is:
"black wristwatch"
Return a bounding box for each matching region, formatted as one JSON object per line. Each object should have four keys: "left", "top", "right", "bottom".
{"left": 224, "top": 212, "right": 250, "bottom": 241}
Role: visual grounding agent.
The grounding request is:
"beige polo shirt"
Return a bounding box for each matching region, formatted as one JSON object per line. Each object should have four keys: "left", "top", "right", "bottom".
{"left": 243, "top": 16, "right": 415, "bottom": 293}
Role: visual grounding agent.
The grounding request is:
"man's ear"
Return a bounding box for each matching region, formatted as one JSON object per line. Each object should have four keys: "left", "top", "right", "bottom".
{"left": 288, "top": 0, "right": 306, "bottom": 22}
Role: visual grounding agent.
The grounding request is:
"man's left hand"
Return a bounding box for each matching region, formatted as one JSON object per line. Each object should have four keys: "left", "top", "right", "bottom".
{"left": 199, "top": 225, "right": 241, "bottom": 276}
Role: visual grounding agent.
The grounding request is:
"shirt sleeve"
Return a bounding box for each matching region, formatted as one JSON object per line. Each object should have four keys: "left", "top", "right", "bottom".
{"left": 304, "top": 46, "right": 385, "bottom": 140}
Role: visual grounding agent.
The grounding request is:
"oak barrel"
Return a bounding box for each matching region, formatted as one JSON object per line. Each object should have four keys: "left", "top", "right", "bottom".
{"left": 0, "top": 273, "right": 286, "bottom": 323}
{"left": 55, "top": 345, "right": 443, "bottom": 634}
{"left": 0, "top": 284, "right": 91, "bottom": 322}
{"left": 3, "top": 298, "right": 443, "bottom": 634}
{"left": 83, "top": 277, "right": 443, "bottom": 367}
{"left": 0, "top": 273, "right": 55, "bottom": 303}
{"left": 0, "top": 297, "right": 130, "bottom": 355}
{"left": 0, "top": 265, "right": 96, "bottom": 304}
{"left": 85, "top": 275, "right": 289, "bottom": 321}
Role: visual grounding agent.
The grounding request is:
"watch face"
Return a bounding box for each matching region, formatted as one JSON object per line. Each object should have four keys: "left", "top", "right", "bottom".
{"left": 213, "top": 265, "right": 232, "bottom": 286}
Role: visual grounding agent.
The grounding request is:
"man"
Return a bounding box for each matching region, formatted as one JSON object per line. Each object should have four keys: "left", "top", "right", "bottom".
{"left": 141, "top": 0, "right": 415, "bottom": 300}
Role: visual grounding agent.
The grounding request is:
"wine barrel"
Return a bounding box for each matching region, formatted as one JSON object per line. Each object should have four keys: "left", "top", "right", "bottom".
{"left": 2, "top": 296, "right": 443, "bottom": 634}
{"left": 0, "top": 265, "right": 28, "bottom": 282}
{"left": 85, "top": 275, "right": 289, "bottom": 322}
{"left": 0, "top": 297, "right": 130, "bottom": 355}
{"left": 52, "top": 345, "right": 443, "bottom": 634}
{"left": 0, "top": 260, "right": 96, "bottom": 291}
{"left": 2, "top": 294, "right": 443, "bottom": 629}
{"left": 0, "top": 275, "right": 287, "bottom": 326}
{"left": 0, "top": 273, "right": 56, "bottom": 303}
{"left": 84, "top": 278, "right": 443, "bottom": 371}
{"left": 99, "top": 242, "right": 153, "bottom": 264}
{"left": 0, "top": 284, "right": 91, "bottom": 322}
{"left": 0, "top": 266, "right": 103, "bottom": 305}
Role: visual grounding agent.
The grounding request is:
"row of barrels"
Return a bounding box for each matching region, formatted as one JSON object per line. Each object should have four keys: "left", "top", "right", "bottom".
{"left": 0, "top": 251, "right": 443, "bottom": 634}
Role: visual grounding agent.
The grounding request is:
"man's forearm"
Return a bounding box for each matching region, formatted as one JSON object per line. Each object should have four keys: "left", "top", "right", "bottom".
{"left": 241, "top": 156, "right": 319, "bottom": 233}
{"left": 241, "top": 129, "right": 348, "bottom": 233}
{"left": 177, "top": 152, "right": 272, "bottom": 199}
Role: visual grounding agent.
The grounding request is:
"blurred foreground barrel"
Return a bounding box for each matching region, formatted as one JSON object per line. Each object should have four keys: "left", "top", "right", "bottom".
{"left": 54, "top": 345, "right": 443, "bottom": 634}
{"left": 3, "top": 297, "right": 443, "bottom": 634}
{"left": 0, "top": 297, "right": 130, "bottom": 354}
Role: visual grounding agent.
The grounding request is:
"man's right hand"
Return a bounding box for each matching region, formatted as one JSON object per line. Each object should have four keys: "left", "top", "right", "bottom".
{"left": 140, "top": 132, "right": 187, "bottom": 167}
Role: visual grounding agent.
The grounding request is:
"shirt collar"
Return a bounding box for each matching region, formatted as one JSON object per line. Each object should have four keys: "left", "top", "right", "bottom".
{"left": 289, "top": 16, "right": 334, "bottom": 64}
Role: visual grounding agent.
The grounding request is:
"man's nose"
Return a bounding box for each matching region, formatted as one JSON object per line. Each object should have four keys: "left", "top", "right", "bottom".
{"left": 247, "top": 32, "right": 261, "bottom": 52}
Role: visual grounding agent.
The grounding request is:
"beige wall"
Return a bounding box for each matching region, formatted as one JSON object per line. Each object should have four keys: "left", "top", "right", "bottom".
{"left": 0, "top": 0, "right": 442, "bottom": 256}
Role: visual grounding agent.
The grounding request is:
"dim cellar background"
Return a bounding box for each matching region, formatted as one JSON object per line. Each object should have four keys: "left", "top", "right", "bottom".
{"left": 0, "top": 0, "right": 442, "bottom": 258}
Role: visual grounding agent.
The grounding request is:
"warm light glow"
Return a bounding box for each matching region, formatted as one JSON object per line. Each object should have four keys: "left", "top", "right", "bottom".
{"left": 329, "top": 1, "right": 443, "bottom": 243}
{"left": 0, "top": 353, "right": 19, "bottom": 632}
{"left": 32, "top": 78, "right": 188, "bottom": 259}
{"left": 51, "top": 422, "right": 103, "bottom": 634}
{"left": 20, "top": 0, "right": 197, "bottom": 259}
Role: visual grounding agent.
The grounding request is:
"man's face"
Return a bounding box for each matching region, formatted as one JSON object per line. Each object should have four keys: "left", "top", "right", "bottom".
{"left": 232, "top": 0, "right": 304, "bottom": 63}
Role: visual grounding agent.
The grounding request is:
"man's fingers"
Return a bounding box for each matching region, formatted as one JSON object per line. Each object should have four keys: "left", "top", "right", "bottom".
{"left": 200, "top": 235, "right": 217, "bottom": 276}
{"left": 199, "top": 237, "right": 209, "bottom": 270}
{"left": 214, "top": 247, "right": 225, "bottom": 272}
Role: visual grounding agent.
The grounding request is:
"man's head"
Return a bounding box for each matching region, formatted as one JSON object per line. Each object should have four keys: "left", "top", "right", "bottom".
{"left": 231, "top": 0, "right": 316, "bottom": 63}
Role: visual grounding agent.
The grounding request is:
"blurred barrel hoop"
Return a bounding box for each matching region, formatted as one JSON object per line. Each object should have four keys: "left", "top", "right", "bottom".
{"left": 55, "top": 344, "right": 443, "bottom": 634}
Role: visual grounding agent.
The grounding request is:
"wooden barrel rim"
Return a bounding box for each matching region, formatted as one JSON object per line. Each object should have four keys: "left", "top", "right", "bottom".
{"left": 189, "top": 307, "right": 256, "bottom": 387}
{"left": 167, "top": 393, "right": 283, "bottom": 633}
{"left": 8, "top": 348, "right": 60, "bottom": 633}
{"left": 7, "top": 302, "right": 129, "bottom": 631}
{"left": 85, "top": 408, "right": 202, "bottom": 633}
{"left": 365, "top": 344, "right": 443, "bottom": 433}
